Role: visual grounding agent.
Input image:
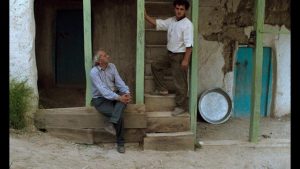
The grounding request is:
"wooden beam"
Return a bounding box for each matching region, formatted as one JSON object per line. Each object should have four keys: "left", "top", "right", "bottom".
{"left": 34, "top": 106, "right": 147, "bottom": 129}
{"left": 47, "top": 128, "right": 145, "bottom": 144}
{"left": 135, "top": 0, "right": 145, "bottom": 104}
{"left": 83, "top": 0, "right": 93, "bottom": 106}
{"left": 190, "top": 0, "right": 199, "bottom": 144}
{"left": 249, "top": 0, "right": 265, "bottom": 143}
{"left": 261, "top": 29, "right": 290, "bottom": 34}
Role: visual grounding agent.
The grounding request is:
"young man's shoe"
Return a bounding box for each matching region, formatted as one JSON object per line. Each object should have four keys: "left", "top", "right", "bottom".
{"left": 117, "top": 145, "right": 125, "bottom": 153}
{"left": 171, "top": 107, "right": 185, "bottom": 116}
{"left": 104, "top": 123, "right": 116, "bottom": 136}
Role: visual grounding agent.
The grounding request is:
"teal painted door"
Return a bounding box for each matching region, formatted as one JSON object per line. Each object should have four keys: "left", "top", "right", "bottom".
{"left": 233, "top": 47, "right": 272, "bottom": 117}
{"left": 55, "top": 10, "right": 85, "bottom": 86}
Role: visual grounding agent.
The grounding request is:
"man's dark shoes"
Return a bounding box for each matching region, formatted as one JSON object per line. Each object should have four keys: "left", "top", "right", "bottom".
{"left": 117, "top": 145, "right": 125, "bottom": 153}
{"left": 104, "top": 123, "right": 116, "bottom": 136}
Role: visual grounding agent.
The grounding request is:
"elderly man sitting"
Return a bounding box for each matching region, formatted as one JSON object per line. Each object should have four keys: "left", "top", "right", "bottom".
{"left": 90, "top": 49, "right": 132, "bottom": 153}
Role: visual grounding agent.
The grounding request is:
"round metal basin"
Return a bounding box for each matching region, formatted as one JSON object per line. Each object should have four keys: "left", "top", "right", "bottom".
{"left": 198, "top": 88, "right": 232, "bottom": 124}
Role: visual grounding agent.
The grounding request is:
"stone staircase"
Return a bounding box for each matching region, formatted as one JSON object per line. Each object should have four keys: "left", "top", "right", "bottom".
{"left": 144, "top": 0, "right": 175, "bottom": 94}
{"left": 143, "top": 0, "right": 194, "bottom": 151}
{"left": 143, "top": 94, "right": 193, "bottom": 151}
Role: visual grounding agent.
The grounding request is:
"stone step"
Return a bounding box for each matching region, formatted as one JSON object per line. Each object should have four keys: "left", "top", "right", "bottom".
{"left": 144, "top": 0, "right": 192, "bottom": 28}
{"left": 145, "top": 44, "right": 170, "bottom": 77}
{"left": 144, "top": 75, "right": 175, "bottom": 93}
{"left": 144, "top": 61, "right": 172, "bottom": 76}
{"left": 34, "top": 105, "right": 147, "bottom": 130}
{"left": 145, "top": 42, "right": 168, "bottom": 61}
{"left": 145, "top": 16, "right": 171, "bottom": 29}
{"left": 143, "top": 131, "right": 194, "bottom": 151}
{"left": 145, "top": 94, "right": 176, "bottom": 112}
{"left": 145, "top": 1, "right": 174, "bottom": 17}
{"left": 146, "top": 44, "right": 167, "bottom": 48}
{"left": 146, "top": 111, "right": 190, "bottom": 133}
{"left": 145, "top": 14, "right": 192, "bottom": 29}
{"left": 145, "top": 29, "right": 167, "bottom": 45}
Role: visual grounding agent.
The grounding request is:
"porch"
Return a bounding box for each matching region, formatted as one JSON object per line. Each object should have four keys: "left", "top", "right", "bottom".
{"left": 34, "top": 0, "right": 272, "bottom": 150}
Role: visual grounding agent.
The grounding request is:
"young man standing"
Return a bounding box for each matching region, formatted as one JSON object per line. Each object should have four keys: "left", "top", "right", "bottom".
{"left": 145, "top": 0, "right": 193, "bottom": 116}
{"left": 90, "top": 49, "right": 132, "bottom": 153}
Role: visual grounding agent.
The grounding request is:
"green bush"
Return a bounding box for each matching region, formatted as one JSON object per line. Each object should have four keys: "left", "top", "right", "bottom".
{"left": 9, "top": 79, "right": 33, "bottom": 129}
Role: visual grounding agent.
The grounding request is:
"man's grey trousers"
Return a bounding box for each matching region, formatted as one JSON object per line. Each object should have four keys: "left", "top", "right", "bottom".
{"left": 91, "top": 97, "right": 126, "bottom": 146}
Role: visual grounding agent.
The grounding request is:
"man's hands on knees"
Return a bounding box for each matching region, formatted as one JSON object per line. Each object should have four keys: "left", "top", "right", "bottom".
{"left": 124, "top": 93, "right": 132, "bottom": 104}
{"left": 118, "top": 93, "right": 132, "bottom": 104}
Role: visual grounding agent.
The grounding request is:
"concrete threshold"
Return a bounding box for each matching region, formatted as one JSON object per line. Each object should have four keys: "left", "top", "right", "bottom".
{"left": 199, "top": 139, "right": 290, "bottom": 148}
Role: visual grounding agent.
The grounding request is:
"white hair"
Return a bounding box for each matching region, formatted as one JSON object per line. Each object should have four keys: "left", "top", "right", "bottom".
{"left": 93, "top": 48, "right": 106, "bottom": 66}
{"left": 93, "top": 54, "right": 100, "bottom": 66}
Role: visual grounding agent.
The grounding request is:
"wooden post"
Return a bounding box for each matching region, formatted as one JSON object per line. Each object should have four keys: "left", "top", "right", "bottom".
{"left": 190, "top": 0, "right": 199, "bottom": 144}
{"left": 83, "top": 0, "right": 93, "bottom": 106}
{"left": 249, "top": 0, "right": 265, "bottom": 142}
{"left": 135, "top": 0, "right": 145, "bottom": 104}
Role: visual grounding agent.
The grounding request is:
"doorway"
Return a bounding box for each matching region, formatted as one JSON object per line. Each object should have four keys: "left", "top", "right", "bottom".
{"left": 35, "top": 3, "right": 86, "bottom": 108}
{"left": 55, "top": 10, "right": 85, "bottom": 86}
{"left": 233, "top": 47, "right": 273, "bottom": 117}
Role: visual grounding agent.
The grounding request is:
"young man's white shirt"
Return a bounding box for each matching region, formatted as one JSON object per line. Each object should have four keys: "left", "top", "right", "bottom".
{"left": 156, "top": 16, "right": 193, "bottom": 53}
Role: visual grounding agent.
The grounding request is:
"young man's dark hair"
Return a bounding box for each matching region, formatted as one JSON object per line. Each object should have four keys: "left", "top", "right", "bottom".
{"left": 173, "top": 0, "right": 190, "bottom": 10}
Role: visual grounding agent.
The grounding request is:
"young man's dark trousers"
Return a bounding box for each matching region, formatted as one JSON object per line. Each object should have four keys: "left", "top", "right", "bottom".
{"left": 151, "top": 51, "right": 188, "bottom": 110}
{"left": 91, "top": 97, "right": 126, "bottom": 146}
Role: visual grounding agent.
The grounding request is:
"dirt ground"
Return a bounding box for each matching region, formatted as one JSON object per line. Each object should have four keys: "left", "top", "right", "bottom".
{"left": 10, "top": 115, "right": 290, "bottom": 169}
{"left": 197, "top": 114, "right": 291, "bottom": 141}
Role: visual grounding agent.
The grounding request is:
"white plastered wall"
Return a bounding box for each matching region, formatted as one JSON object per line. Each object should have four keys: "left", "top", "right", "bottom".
{"left": 244, "top": 25, "right": 290, "bottom": 117}
{"left": 10, "top": 0, "right": 38, "bottom": 127}
{"left": 198, "top": 0, "right": 290, "bottom": 117}
{"left": 197, "top": 35, "right": 235, "bottom": 115}
{"left": 197, "top": 25, "right": 290, "bottom": 117}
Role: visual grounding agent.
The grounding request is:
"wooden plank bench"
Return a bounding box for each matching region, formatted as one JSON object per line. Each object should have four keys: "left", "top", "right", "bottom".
{"left": 34, "top": 104, "right": 146, "bottom": 144}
